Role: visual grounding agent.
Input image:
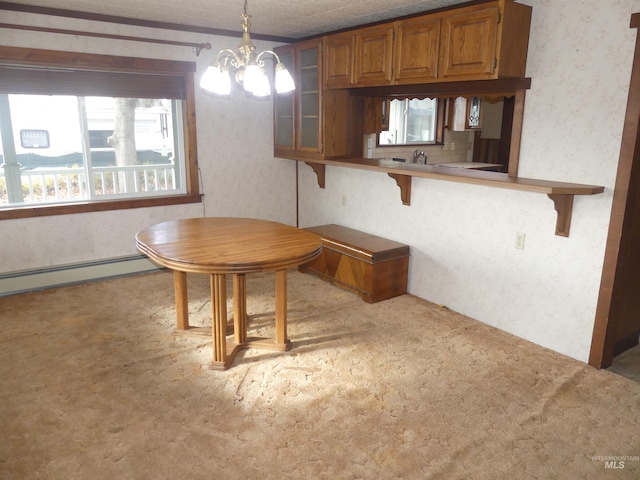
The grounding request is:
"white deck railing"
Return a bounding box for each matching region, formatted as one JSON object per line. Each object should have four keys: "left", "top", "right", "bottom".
{"left": 0, "top": 164, "right": 177, "bottom": 204}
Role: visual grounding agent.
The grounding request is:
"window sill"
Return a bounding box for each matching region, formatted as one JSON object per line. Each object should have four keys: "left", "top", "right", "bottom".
{"left": 292, "top": 157, "right": 605, "bottom": 237}
{"left": 0, "top": 194, "right": 202, "bottom": 220}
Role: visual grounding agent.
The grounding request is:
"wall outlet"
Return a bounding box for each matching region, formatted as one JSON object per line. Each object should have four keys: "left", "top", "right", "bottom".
{"left": 515, "top": 232, "right": 526, "bottom": 250}
{"left": 451, "top": 142, "right": 456, "bottom": 150}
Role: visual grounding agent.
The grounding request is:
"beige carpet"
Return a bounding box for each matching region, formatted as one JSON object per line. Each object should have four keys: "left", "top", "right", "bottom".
{"left": 1, "top": 270, "right": 639, "bottom": 479}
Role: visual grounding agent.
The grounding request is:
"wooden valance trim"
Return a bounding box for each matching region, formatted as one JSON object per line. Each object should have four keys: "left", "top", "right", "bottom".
{"left": 349, "top": 78, "right": 532, "bottom": 99}
{"left": 0, "top": 45, "right": 196, "bottom": 74}
{"left": 0, "top": 46, "right": 197, "bottom": 99}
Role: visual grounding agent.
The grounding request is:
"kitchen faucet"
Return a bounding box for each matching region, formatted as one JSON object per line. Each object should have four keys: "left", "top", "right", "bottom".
{"left": 413, "top": 150, "right": 427, "bottom": 164}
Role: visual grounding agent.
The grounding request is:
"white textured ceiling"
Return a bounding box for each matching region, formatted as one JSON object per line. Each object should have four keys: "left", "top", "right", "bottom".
{"left": 4, "top": 0, "right": 473, "bottom": 39}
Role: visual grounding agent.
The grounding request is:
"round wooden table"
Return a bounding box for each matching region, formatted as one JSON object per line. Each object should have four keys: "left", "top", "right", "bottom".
{"left": 136, "top": 217, "right": 322, "bottom": 370}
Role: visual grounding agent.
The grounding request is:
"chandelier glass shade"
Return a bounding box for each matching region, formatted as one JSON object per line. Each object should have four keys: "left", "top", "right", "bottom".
{"left": 200, "top": 0, "right": 295, "bottom": 97}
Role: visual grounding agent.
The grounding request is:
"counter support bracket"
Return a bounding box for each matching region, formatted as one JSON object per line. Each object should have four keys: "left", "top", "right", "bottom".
{"left": 548, "top": 194, "right": 574, "bottom": 237}
{"left": 305, "top": 162, "right": 326, "bottom": 189}
{"left": 388, "top": 173, "right": 412, "bottom": 206}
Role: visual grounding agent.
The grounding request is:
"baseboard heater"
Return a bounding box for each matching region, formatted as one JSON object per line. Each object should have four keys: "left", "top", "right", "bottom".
{"left": 0, "top": 255, "right": 162, "bottom": 297}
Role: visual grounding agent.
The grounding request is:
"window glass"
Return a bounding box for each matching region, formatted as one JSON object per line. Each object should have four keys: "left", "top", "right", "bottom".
{"left": 0, "top": 46, "right": 198, "bottom": 218}
{"left": 0, "top": 94, "right": 185, "bottom": 206}
{"left": 379, "top": 98, "right": 437, "bottom": 145}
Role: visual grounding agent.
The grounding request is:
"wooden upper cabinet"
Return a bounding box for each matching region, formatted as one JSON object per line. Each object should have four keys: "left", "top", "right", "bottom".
{"left": 440, "top": 5, "right": 500, "bottom": 78}
{"left": 274, "top": 39, "right": 353, "bottom": 160}
{"left": 321, "top": 0, "right": 530, "bottom": 88}
{"left": 296, "top": 40, "right": 323, "bottom": 154}
{"left": 354, "top": 24, "right": 395, "bottom": 86}
{"left": 440, "top": 0, "right": 532, "bottom": 81}
{"left": 324, "top": 33, "right": 355, "bottom": 88}
{"left": 273, "top": 40, "right": 324, "bottom": 158}
{"left": 273, "top": 44, "right": 296, "bottom": 154}
{"left": 394, "top": 16, "right": 441, "bottom": 84}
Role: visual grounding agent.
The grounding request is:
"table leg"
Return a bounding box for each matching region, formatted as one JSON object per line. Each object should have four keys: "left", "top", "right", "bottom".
{"left": 174, "top": 270, "right": 189, "bottom": 330}
{"left": 233, "top": 274, "right": 247, "bottom": 344}
{"left": 231, "top": 270, "right": 290, "bottom": 355}
{"left": 275, "top": 269, "right": 288, "bottom": 345}
{"left": 211, "top": 273, "right": 228, "bottom": 366}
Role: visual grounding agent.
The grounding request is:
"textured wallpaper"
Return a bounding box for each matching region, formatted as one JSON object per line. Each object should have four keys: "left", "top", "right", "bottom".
{"left": 298, "top": 0, "right": 638, "bottom": 362}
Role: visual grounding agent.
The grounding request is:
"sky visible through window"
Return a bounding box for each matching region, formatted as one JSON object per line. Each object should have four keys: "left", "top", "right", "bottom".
{"left": 0, "top": 94, "right": 185, "bottom": 206}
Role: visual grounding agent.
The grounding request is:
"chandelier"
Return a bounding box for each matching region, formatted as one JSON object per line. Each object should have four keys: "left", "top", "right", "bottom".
{"left": 200, "top": 0, "right": 295, "bottom": 97}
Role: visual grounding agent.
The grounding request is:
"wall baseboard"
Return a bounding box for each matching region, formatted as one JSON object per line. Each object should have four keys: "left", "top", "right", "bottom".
{"left": 0, "top": 255, "right": 162, "bottom": 296}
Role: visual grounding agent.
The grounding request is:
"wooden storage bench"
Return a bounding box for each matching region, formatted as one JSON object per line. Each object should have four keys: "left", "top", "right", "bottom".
{"left": 299, "top": 224, "right": 410, "bottom": 303}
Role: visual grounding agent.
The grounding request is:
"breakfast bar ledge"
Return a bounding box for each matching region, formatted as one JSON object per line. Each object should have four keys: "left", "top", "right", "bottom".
{"left": 297, "top": 158, "right": 605, "bottom": 238}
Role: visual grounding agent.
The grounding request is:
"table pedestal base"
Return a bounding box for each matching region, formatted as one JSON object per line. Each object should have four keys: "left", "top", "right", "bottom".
{"left": 172, "top": 330, "right": 291, "bottom": 370}
{"left": 208, "top": 337, "right": 292, "bottom": 371}
{"left": 172, "top": 269, "right": 291, "bottom": 370}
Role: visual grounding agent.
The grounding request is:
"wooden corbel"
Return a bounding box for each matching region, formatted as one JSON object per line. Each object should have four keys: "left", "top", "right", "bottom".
{"left": 548, "top": 194, "right": 574, "bottom": 237}
{"left": 305, "top": 162, "right": 326, "bottom": 189}
{"left": 388, "top": 173, "right": 412, "bottom": 206}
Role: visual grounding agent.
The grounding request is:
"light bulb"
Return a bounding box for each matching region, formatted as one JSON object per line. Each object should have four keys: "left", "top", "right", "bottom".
{"left": 200, "top": 64, "right": 231, "bottom": 96}
{"left": 252, "top": 70, "right": 271, "bottom": 97}
{"left": 274, "top": 63, "right": 295, "bottom": 94}
{"left": 243, "top": 64, "right": 261, "bottom": 93}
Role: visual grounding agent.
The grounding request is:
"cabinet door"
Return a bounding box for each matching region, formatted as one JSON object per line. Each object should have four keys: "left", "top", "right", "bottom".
{"left": 354, "top": 24, "right": 395, "bottom": 86}
{"left": 440, "top": 4, "right": 499, "bottom": 79}
{"left": 297, "top": 41, "right": 323, "bottom": 154}
{"left": 324, "top": 33, "right": 355, "bottom": 88}
{"left": 395, "top": 16, "right": 441, "bottom": 83}
{"left": 273, "top": 46, "right": 295, "bottom": 154}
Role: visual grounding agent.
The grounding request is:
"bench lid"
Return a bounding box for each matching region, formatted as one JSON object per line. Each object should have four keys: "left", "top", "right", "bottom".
{"left": 304, "top": 224, "right": 409, "bottom": 263}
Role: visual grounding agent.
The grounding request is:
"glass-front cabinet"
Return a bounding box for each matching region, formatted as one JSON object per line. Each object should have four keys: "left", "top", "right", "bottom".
{"left": 274, "top": 46, "right": 295, "bottom": 154}
{"left": 298, "top": 41, "right": 321, "bottom": 153}
{"left": 274, "top": 40, "right": 323, "bottom": 158}
{"left": 273, "top": 39, "right": 352, "bottom": 160}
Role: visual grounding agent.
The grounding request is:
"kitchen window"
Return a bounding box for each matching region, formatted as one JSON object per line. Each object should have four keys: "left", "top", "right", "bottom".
{"left": 0, "top": 46, "right": 200, "bottom": 219}
{"left": 379, "top": 98, "right": 439, "bottom": 146}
